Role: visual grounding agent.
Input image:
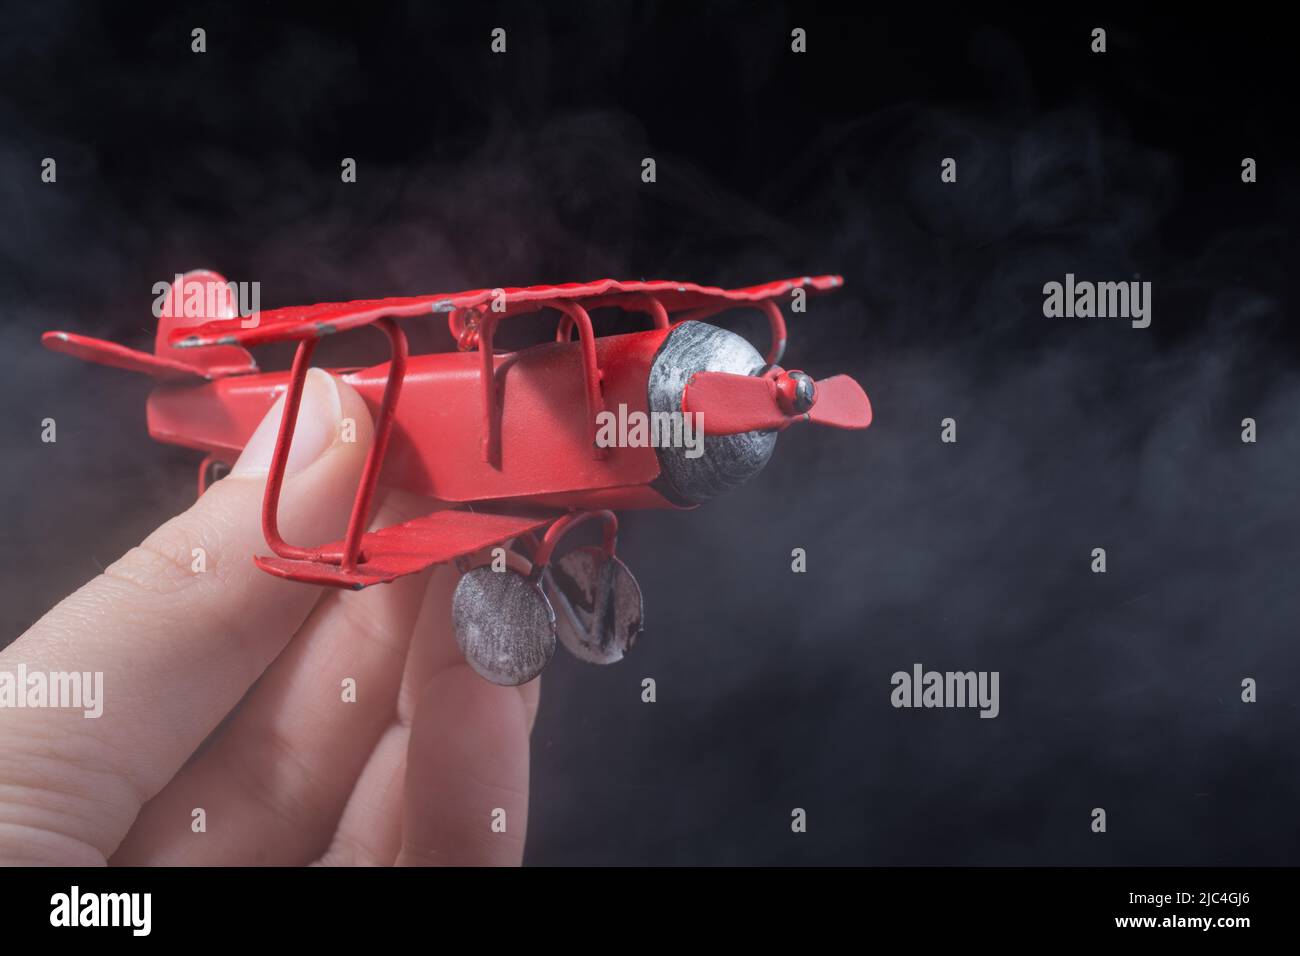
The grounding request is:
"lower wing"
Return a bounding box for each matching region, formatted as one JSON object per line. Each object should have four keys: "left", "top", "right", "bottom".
{"left": 255, "top": 506, "right": 559, "bottom": 589}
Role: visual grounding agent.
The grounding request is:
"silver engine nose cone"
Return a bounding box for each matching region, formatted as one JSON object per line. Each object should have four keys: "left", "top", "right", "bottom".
{"left": 647, "top": 321, "right": 777, "bottom": 506}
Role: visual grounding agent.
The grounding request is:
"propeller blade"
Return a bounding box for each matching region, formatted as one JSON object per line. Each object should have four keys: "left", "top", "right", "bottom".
{"left": 684, "top": 370, "right": 873, "bottom": 435}
{"left": 808, "top": 375, "right": 872, "bottom": 429}
{"left": 682, "top": 371, "right": 788, "bottom": 435}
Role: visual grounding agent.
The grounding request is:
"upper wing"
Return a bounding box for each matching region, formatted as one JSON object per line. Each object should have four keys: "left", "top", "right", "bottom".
{"left": 169, "top": 275, "right": 844, "bottom": 350}
{"left": 255, "top": 506, "right": 560, "bottom": 589}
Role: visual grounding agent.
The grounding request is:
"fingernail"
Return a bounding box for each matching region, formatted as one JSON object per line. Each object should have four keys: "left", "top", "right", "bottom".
{"left": 232, "top": 368, "right": 344, "bottom": 477}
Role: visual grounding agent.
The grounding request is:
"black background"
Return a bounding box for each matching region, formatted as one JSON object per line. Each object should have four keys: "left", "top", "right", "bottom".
{"left": 2, "top": 2, "right": 1297, "bottom": 865}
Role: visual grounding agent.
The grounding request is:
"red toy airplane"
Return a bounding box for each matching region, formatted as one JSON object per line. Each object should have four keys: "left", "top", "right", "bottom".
{"left": 43, "top": 271, "right": 872, "bottom": 685}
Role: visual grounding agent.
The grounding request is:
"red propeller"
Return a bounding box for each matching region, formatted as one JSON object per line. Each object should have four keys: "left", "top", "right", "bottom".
{"left": 682, "top": 368, "right": 872, "bottom": 436}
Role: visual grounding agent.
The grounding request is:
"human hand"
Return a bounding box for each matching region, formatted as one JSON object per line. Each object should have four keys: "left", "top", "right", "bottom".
{"left": 0, "top": 370, "right": 537, "bottom": 865}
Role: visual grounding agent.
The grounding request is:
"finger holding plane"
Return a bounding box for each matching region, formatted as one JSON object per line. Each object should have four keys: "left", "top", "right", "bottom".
{"left": 0, "top": 370, "right": 371, "bottom": 864}
{"left": 315, "top": 555, "right": 541, "bottom": 866}
{"left": 396, "top": 664, "right": 532, "bottom": 866}
{"left": 396, "top": 551, "right": 541, "bottom": 733}
{"left": 112, "top": 489, "right": 440, "bottom": 865}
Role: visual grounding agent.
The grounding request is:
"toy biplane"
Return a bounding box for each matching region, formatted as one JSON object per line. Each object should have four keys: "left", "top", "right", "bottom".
{"left": 43, "top": 271, "right": 872, "bottom": 685}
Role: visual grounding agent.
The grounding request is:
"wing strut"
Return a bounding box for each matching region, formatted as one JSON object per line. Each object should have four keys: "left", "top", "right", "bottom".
{"left": 261, "top": 316, "right": 408, "bottom": 573}
{"left": 468, "top": 298, "right": 608, "bottom": 467}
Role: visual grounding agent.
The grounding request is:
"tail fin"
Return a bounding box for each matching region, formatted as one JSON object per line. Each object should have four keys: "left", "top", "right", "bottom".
{"left": 44, "top": 270, "right": 257, "bottom": 381}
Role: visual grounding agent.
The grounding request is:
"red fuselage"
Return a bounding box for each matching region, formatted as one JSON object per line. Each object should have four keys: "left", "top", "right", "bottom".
{"left": 147, "top": 324, "right": 681, "bottom": 511}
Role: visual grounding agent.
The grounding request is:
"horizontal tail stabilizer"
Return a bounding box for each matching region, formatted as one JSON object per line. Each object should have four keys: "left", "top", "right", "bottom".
{"left": 42, "top": 331, "right": 211, "bottom": 381}
{"left": 43, "top": 270, "right": 258, "bottom": 381}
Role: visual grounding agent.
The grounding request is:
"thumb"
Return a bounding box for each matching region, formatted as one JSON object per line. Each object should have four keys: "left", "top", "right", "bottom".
{"left": 0, "top": 368, "right": 374, "bottom": 864}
